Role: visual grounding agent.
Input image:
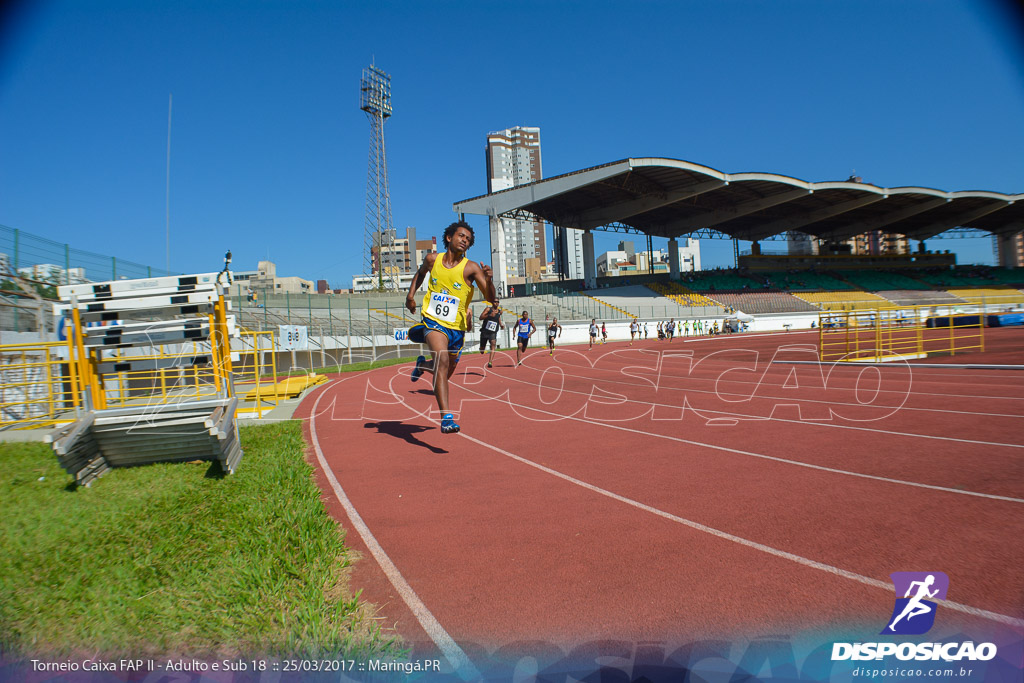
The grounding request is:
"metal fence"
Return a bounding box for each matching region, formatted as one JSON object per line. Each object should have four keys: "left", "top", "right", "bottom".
{"left": 0, "top": 224, "right": 176, "bottom": 284}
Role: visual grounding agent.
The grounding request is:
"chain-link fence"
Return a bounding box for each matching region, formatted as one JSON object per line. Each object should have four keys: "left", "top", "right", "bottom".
{"left": 0, "top": 224, "right": 176, "bottom": 285}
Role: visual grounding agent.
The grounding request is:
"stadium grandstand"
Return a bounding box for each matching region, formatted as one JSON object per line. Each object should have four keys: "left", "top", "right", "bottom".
{"left": 707, "top": 292, "right": 819, "bottom": 314}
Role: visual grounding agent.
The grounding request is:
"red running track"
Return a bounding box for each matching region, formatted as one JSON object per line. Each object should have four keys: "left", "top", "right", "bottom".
{"left": 295, "top": 327, "right": 1024, "bottom": 668}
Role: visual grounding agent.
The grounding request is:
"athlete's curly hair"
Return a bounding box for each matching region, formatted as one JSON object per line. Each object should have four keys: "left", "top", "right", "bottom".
{"left": 443, "top": 220, "right": 475, "bottom": 249}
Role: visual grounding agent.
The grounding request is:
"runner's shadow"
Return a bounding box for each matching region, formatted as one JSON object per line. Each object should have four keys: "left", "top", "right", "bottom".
{"left": 364, "top": 421, "right": 447, "bottom": 454}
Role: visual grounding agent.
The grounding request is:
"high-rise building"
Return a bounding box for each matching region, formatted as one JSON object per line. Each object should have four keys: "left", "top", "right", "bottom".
{"left": 1001, "top": 232, "right": 1023, "bottom": 267}
{"left": 845, "top": 231, "right": 911, "bottom": 256}
{"left": 486, "top": 127, "right": 546, "bottom": 286}
{"left": 552, "top": 225, "right": 585, "bottom": 280}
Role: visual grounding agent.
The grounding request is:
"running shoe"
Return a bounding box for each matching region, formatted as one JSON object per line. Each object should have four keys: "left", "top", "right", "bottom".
{"left": 487, "top": 362, "right": 492, "bottom": 368}
{"left": 440, "top": 413, "right": 460, "bottom": 434}
{"left": 411, "top": 355, "right": 426, "bottom": 382}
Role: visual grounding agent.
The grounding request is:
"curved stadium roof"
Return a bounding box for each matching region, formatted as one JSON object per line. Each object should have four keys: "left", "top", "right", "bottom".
{"left": 453, "top": 158, "right": 1023, "bottom": 243}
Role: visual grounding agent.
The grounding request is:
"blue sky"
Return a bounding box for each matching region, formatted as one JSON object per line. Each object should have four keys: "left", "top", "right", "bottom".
{"left": 2, "top": 0, "right": 1022, "bottom": 287}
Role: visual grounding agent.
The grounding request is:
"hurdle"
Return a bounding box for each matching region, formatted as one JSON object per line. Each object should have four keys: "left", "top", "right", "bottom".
{"left": 819, "top": 304, "right": 985, "bottom": 362}
{"left": 48, "top": 273, "right": 243, "bottom": 485}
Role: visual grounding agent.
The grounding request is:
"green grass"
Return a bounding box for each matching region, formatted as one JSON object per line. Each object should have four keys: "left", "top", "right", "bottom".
{"left": 0, "top": 422, "right": 401, "bottom": 659}
{"left": 281, "top": 349, "right": 520, "bottom": 376}
{"left": 281, "top": 356, "right": 418, "bottom": 376}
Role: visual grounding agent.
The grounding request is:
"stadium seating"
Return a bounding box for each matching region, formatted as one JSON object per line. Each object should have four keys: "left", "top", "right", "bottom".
{"left": 757, "top": 271, "right": 857, "bottom": 291}
{"left": 679, "top": 271, "right": 764, "bottom": 292}
{"left": 792, "top": 291, "right": 890, "bottom": 311}
{"left": 877, "top": 290, "right": 967, "bottom": 306}
{"left": 647, "top": 281, "right": 719, "bottom": 307}
{"left": 945, "top": 288, "right": 1024, "bottom": 305}
{"left": 984, "top": 268, "right": 1024, "bottom": 286}
{"left": 708, "top": 292, "right": 820, "bottom": 314}
{"left": 914, "top": 266, "right": 1024, "bottom": 287}
{"left": 839, "top": 270, "right": 930, "bottom": 291}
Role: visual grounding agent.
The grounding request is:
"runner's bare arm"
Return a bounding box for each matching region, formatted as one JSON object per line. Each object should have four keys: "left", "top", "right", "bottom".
{"left": 406, "top": 253, "right": 437, "bottom": 314}
{"left": 465, "top": 260, "right": 497, "bottom": 304}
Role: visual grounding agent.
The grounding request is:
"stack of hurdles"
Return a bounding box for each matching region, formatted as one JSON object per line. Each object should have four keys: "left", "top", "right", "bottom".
{"left": 45, "top": 398, "right": 241, "bottom": 486}
{"left": 49, "top": 273, "right": 244, "bottom": 486}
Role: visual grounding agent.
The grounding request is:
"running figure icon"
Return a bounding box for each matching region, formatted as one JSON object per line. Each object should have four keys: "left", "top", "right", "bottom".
{"left": 881, "top": 571, "right": 949, "bottom": 635}
{"left": 887, "top": 575, "right": 939, "bottom": 632}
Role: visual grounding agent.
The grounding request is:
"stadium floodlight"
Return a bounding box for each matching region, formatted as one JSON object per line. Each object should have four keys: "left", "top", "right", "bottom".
{"left": 361, "top": 64, "right": 397, "bottom": 291}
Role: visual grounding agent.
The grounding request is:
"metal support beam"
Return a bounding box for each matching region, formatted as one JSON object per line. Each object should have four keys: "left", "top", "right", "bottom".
{"left": 661, "top": 188, "right": 811, "bottom": 236}
{"left": 746, "top": 194, "right": 887, "bottom": 242}
{"left": 575, "top": 179, "right": 728, "bottom": 230}
{"left": 902, "top": 201, "right": 1012, "bottom": 241}
{"left": 929, "top": 227, "right": 1000, "bottom": 239}
{"left": 816, "top": 197, "right": 949, "bottom": 241}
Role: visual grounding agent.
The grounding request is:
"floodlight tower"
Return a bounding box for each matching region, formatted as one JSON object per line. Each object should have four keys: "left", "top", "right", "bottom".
{"left": 361, "top": 64, "right": 396, "bottom": 290}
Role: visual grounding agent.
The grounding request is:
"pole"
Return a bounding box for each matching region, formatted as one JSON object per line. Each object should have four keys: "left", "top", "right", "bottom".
{"left": 166, "top": 93, "right": 172, "bottom": 274}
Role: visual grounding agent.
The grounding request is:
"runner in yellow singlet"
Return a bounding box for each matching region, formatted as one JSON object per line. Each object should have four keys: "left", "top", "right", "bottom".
{"left": 406, "top": 221, "right": 496, "bottom": 434}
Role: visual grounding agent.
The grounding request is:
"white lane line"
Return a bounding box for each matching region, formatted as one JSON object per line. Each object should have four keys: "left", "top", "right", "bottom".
{"left": 522, "top": 359, "right": 1024, "bottom": 449}
{"left": 309, "top": 386, "right": 479, "bottom": 680}
{"left": 682, "top": 331, "right": 819, "bottom": 342}
{"left": 433, "top": 370, "right": 1024, "bottom": 502}
{"left": 384, "top": 375, "right": 1024, "bottom": 630}
{"left": 548, "top": 351, "right": 1024, "bottom": 410}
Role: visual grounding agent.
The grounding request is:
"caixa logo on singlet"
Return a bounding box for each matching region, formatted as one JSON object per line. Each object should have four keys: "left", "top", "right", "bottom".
{"left": 882, "top": 571, "right": 949, "bottom": 635}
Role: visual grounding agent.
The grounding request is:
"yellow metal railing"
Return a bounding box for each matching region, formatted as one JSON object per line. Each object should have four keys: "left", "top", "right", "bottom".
{"left": 0, "top": 341, "right": 78, "bottom": 430}
{"left": 233, "top": 329, "right": 281, "bottom": 419}
{"left": 99, "top": 343, "right": 225, "bottom": 409}
{"left": 819, "top": 305, "right": 985, "bottom": 362}
{"left": 0, "top": 288, "right": 307, "bottom": 430}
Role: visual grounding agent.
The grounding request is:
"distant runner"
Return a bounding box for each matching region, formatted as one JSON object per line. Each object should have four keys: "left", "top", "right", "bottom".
{"left": 546, "top": 318, "right": 562, "bottom": 355}
{"left": 478, "top": 299, "right": 504, "bottom": 368}
{"left": 513, "top": 310, "right": 536, "bottom": 366}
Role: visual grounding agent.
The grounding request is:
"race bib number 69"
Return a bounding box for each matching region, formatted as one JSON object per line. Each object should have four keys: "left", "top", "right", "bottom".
{"left": 428, "top": 292, "right": 459, "bottom": 324}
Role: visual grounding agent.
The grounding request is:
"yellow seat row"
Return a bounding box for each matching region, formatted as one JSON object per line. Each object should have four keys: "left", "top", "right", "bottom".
{"left": 647, "top": 282, "right": 718, "bottom": 307}
{"left": 945, "top": 288, "right": 1024, "bottom": 304}
{"left": 793, "top": 291, "right": 889, "bottom": 311}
